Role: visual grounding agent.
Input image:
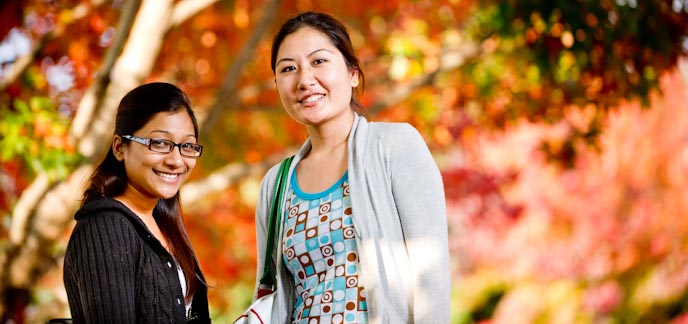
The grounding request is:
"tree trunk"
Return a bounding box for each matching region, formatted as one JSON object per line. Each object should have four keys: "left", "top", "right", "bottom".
{"left": 0, "top": 0, "right": 174, "bottom": 320}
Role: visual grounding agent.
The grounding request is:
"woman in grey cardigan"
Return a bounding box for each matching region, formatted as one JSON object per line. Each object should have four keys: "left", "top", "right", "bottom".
{"left": 255, "top": 11, "right": 450, "bottom": 324}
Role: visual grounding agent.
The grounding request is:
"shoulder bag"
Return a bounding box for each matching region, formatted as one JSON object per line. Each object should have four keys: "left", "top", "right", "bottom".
{"left": 234, "top": 156, "right": 293, "bottom": 324}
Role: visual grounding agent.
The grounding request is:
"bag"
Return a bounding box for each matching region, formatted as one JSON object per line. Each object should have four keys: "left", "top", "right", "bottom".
{"left": 234, "top": 156, "right": 293, "bottom": 324}
{"left": 233, "top": 292, "right": 276, "bottom": 324}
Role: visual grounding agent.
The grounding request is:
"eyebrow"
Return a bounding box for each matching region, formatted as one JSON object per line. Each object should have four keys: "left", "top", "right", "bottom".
{"left": 276, "top": 48, "right": 334, "bottom": 66}
{"left": 150, "top": 130, "right": 196, "bottom": 138}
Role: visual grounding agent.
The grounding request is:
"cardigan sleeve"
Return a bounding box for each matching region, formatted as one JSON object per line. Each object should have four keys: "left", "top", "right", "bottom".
{"left": 63, "top": 212, "right": 140, "bottom": 324}
{"left": 253, "top": 163, "right": 280, "bottom": 299}
{"left": 389, "top": 124, "right": 451, "bottom": 323}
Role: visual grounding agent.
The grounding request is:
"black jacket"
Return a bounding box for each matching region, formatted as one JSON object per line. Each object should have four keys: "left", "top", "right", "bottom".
{"left": 63, "top": 196, "right": 211, "bottom": 323}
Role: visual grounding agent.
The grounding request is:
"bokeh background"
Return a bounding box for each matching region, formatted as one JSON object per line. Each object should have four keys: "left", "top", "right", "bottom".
{"left": 2, "top": 0, "right": 688, "bottom": 323}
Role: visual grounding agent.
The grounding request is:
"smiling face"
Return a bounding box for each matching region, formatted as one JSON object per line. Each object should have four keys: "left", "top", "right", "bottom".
{"left": 274, "top": 27, "right": 359, "bottom": 127}
{"left": 113, "top": 111, "right": 198, "bottom": 203}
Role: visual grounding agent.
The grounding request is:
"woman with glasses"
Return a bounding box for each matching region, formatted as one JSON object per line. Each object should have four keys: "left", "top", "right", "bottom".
{"left": 63, "top": 82, "right": 211, "bottom": 323}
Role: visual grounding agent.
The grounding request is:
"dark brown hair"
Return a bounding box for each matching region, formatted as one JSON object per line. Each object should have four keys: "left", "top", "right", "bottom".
{"left": 271, "top": 11, "right": 366, "bottom": 116}
{"left": 83, "top": 82, "right": 204, "bottom": 301}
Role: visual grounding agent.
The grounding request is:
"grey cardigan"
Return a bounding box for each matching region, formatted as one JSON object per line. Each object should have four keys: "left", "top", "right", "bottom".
{"left": 255, "top": 114, "right": 450, "bottom": 324}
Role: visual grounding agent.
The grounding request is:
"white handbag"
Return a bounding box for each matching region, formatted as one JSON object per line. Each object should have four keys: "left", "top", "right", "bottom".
{"left": 233, "top": 157, "right": 293, "bottom": 324}
{"left": 232, "top": 291, "right": 276, "bottom": 324}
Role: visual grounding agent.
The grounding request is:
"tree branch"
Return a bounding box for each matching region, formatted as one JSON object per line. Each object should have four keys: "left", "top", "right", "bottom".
{"left": 0, "top": 50, "right": 34, "bottom": 92}
{"left": 368, "top": 41, "right": 480, "bottom": 115}
{"left": 0, "top": 165, "right": 91, "bottom": 301}
{"left": 181, "top": 149, "right": 297, "bottom": 206}
{"left": 8, "top": 174, "right": 50, "bottom": 245}
{"left": 5, "top": 0, "right": 222, "bottom": 288}
{"left": 182, "top": 160, "right": 271, "bottom": 206}
{"left": 0, "top": 0, "right": 221, "bottom": 319}
{"left": 0, "top": 2, "right": 93, "bottom": 92}
{"left": 171, "top": 0, "right": 220, "bottom": 27}
{"left": 69, "top": 0, "right": 143, "bottom": 160}
{"left": 200, "top": 0, "right": 283, "bottom": 138}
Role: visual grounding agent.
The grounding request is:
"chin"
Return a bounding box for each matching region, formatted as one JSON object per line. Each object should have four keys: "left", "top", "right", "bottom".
{"left": 157, "top": 189, "right": 180, "bottom": 200}
{"left": 300, "top": 113, "right": 329, "bottom": 125}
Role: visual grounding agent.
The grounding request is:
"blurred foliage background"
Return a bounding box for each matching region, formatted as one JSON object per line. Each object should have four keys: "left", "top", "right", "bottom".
{"left": 1, "top": 0, "right": 688, "bottom": 323}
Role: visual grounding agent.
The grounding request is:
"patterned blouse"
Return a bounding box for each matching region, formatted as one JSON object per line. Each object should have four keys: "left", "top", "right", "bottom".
{"left": 282, "top": 170, "right": 369, "bottom": 324}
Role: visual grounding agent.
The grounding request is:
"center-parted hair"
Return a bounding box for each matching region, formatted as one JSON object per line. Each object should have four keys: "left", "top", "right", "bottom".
{"left": 271, "top": 11, "right": 366, "bottom": 115}
{"left": 83, "top": 82, "right": 204, "bottom": 301}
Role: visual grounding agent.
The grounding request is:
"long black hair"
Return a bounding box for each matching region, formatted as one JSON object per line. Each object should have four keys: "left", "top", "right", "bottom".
{"left": 271, "top": 11, "right": 367, "bottom": 116}
{"left": 83, "top": 82, "right": 204, "bottom": 301}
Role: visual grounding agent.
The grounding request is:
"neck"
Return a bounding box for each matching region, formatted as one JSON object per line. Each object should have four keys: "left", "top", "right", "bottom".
{"left": 306, "top": 111, "right": 354, "bottom": 153}
{"left": 116, "top": 185, "right": 158, "bottom": 219}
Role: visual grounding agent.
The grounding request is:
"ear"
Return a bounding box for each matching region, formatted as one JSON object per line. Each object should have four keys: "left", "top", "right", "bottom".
{"left": 350, "top": 69, "right": 359, "bottom": 88}
{"left": 112, "top": 135, "right": 126, "bottom": 161}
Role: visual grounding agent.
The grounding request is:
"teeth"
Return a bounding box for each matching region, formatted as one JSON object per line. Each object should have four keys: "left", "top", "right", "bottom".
{"left": 155, "top": 171, "right": 178, "bottom": 179}
{"left": 302, "top": 94, "right": 324, "bottom": 103}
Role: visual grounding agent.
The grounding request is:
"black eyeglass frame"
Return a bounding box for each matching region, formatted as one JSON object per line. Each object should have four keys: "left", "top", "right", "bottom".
{"left": 122, "top": 135, "right": 203, "bottom": 158}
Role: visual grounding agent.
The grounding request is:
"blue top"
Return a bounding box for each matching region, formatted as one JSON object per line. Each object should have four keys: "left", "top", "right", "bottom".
{"left": 282, "top": 170, "right": 368, "bottom": 323}
{"left": 290, "top": 170, "right": 349, "bottom": 200}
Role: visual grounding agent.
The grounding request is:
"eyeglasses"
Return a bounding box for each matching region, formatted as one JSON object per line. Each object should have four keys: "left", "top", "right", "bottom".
{"left": 122, "top": 135, "right": 203, "bottom": 158}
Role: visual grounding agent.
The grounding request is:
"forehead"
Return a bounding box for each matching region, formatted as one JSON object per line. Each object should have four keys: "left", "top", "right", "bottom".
{"left": 277, "top": 27, "right": 337, "bottom": 57}
{"left": 138, "top": 111, "right": 195, "bottom": 134}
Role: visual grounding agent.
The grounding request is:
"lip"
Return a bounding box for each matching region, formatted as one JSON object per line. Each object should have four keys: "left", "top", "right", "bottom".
{"left": 154, "top": 170, "right": 183, "bottom": 180}
{"left": 298, "top": 93, "right": 326, "bottom": 104}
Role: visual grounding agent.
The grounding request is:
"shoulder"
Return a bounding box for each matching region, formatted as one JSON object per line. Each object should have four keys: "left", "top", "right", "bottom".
{"left": 257, "top": 155, "right": 296, "bottom": 210}
{"left": 365, "top": 120, "right": 420, "bottom": 136}
{"left": 73, "top": 210, "right": 136, "bottom": 234}
{"left": 364, "top": 121, "right": 438, "bottom": 175}
{"left": 69, "top": 198, "right": 142, "bottom": 246}
{"left": 259, "top": 160, "right": 285, "bottom": 192}
{"left": 365, "top": 121, "right": 425, "bottom": 148}
{"left": 75, "top": 197, "right": 133, "bottom": 225}
{"left": 65, "top": 199, "right": 144, "bottom": 270}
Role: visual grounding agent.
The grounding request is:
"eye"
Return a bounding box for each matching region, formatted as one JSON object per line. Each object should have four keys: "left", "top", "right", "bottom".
{"left": 280, "top": 66, "right": 296, "bottom": 73}
{"left": 180, "top": 143, "right": 195, "bottom": 151}
{"left": 150, "top": 139, "right": 172, "bottom": 150}
{"left": 180, "top": 143, "right": 203, "bottom": 156}
{"left": 313, "top": 58, "right": 327, "bottom": 65}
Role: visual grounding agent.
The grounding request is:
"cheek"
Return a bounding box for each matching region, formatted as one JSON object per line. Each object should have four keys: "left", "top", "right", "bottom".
{"left": 275, "top": 80, "right": 298, "bottom": 115}
{"left": 275, "top": 78, "right": 292, "bottom": 96}
{"left": 185, "top": 159, "right": 197, "bottom": 172}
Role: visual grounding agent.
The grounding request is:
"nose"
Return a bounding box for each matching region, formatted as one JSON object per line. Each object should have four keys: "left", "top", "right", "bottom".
{"left": 164, "top": 146, "right": 185, "bottom": 167}
{"left": 297, "top": 66, "right": 315, "bottom": 89}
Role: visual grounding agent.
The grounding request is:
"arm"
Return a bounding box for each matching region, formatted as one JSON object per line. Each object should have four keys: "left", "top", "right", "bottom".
{"left": 390, "top": 124, "right": 450, "bottom": 323}
{"left": 253, "top": 163, "right": 280, "bottom": 300}
{"left": 63, "top": 213, "right": 139, "bottom": 323}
